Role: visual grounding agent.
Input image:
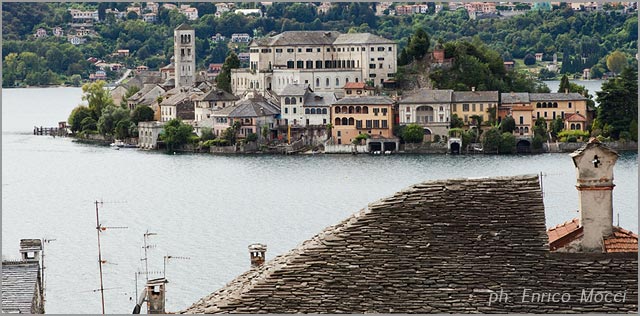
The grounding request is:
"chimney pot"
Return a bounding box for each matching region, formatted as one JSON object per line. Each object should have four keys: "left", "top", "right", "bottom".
{"left": 249, "top": 243, "right": 267, "bottom": 268}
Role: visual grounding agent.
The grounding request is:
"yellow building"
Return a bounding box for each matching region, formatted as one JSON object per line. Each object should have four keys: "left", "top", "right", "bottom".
{"left": 501, "top": 93, "right": 533, "bottom": 136}
{"left": 331, "top": 96, "right": 394, "bottom": 145}
{"left": 529, "top": 93, "right": 588, "bottom": 131}
{"left": 450, "top": 90, "right": 499, "bottom": 128}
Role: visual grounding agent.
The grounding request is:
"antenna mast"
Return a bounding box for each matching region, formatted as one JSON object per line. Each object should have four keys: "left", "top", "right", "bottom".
{"left": 141, "top": 231, "right": 157, "bottom": 282}
{"left": 94, "top": 200, "right": 127, "bottom": 314}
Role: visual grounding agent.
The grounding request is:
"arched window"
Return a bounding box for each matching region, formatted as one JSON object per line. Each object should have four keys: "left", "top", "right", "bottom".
{"left": 346, "top": 77, "right": 350, "bottom": 83}
{"left": 250, "top": 82, "right": 254, "bottom": 89}
{"left": 570, "top": 123, "right": 576, "bottom": 130}
{"left": 356, "top": 106, "right": 361, "bottom": 114}
{"left": 363, "top": 106, "right": 369, "bottom": 114}
{"left": 341, "top": 106, "right": 348, "bottom": 113}
{"left": 335, "top": 117, "right": 341, "bottom": 125}
{"left": 316, "top": 78, "right": 320, "bottom": 87}
{"left": 335, "top": 107, "right": 341, "bottom": 114}
{"left": 348, "top": 106, "right": 354, "bottom": 114}
{"left": 342, "top": 118, "right": 348, "bottom": 125}
{"left": 287, "top": 61, "right": 294, "bottom": 69}
{"left": 305, "top": 108, "right": 310, "bottom": 114}
{"left": 576, "top": 123, "right": 581, "bottom": 130}
{"left": 310, "top": 108, "right": 316, "bottom": 114}
{"left": 326, "top": 78, "right": 330, "bottom": 87}
{"left": 291, "top": 98, "right": 296, "bottom": 104}
{"left": 524, "top": 127, "right": 529, "bottom": 133}
{"left": 355, "top": 77, "right": 359, "bottom": 83}
{"left": 542, "top": 102, "right": 547, "bottom": 108}
{"left": 348, "top": 117, "right": 354, "bottom": 125}
{"left": 336, "top": 78, "right": 340, "bottom": 86}
{"left": 322, "top": 108, "right": 327, "bottom": 114}
{"left": 553, "top": 102, "right": 558, "bottom": 108}
{"left": 536, "top": 102, "right": 541, "bottom": 108}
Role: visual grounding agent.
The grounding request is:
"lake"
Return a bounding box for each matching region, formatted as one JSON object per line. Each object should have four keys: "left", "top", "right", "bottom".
{"left": 2, "top": 88, "right": 637, "bottom": 313}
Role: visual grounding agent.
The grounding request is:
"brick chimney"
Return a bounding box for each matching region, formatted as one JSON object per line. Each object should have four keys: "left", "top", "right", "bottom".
{"left": 146, "top": 278, "right": 168, "bottom": 314}
{"left": 19, "top": 239, "right": 42, "bottom": 262}
{"left": 569, "top": 138, "right": 619, "bottom": 251}
{"left": 248, "top": 243, "right": 267, "bottom": 268}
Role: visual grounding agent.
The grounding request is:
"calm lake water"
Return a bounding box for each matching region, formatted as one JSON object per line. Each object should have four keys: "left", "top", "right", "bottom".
{"left": 2, "top": 88, "right": 637, "bottom": 314}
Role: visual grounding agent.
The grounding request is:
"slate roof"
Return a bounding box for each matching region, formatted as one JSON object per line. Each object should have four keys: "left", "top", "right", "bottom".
{"left": 182, "top": 175, "right": 638, "bottom": 313}
{"left": 304, "top": 92, "right": 336, "bottom": 107}
{"left": 160, "top": 88, "right": 204, "bottom": 106}
{"left": 400, "top": 89, "right": 453, "bottom": 104}
{"left": 280, "top": 83, "right": 310, "bottom": 96}
{"left": 529, "top": 93, "right": 588, "bottom": 101}
{"left": 227, "top": 97, "right": 280, "bottom": 118}
{"left": 547, "top": 218, "right": 638, "bottom": 253}
{"left": 254, "top": 31, "right": 393, "bottom": 46}
{"left": 500, "top": 92, "right": 530, "bottom": 104}
{"left": 199, "top": 89, "right": 238, "bottom": 102}
{"left": 2, "top": 261, "right": 40, "bottom": 314}
{"left": 175, "top": 23, "right": 194, "bottom": 31}
{"left": 452, "top": 91, "right": 499, "bottom": 103}
{"left": 334, "top": 96, "right": 394, "bottom": 105}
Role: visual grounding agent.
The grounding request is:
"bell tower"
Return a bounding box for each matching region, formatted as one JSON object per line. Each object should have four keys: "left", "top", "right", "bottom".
{"left": 174, "top": 24, "right": 196, "bottom": 88}
{"left": 569, "top": 138, "right": 619, "bottom": 251}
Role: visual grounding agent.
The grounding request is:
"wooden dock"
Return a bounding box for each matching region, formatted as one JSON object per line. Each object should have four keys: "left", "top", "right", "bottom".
{"left": 33, "top": 124, "right": 68, "bottom": 137}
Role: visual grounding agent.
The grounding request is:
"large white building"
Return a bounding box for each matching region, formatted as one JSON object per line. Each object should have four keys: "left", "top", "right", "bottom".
{"left": 231, "top": 31, "right": 397, "bottom": 96}
{"left": 174, "top": 24, "right": 196, "bottom": 88}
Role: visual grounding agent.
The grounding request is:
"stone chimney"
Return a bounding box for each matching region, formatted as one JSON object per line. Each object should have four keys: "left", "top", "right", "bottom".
{"left": 471, "top": 86, "right": 476, "bottom": 92}
{"left": 146, "top": 278, "right": 168, "bottom": 314}
{"left": 565, "top": 88, "right": 569, "bottom": 94}
{"left": 248, "top": 243, "right": 267, "bottom": 268}
{"left": 19, "top": 239, "right": 42, "bottom": 262}
{"left": 569, "top": 138, "right": 619, "bottom": 251}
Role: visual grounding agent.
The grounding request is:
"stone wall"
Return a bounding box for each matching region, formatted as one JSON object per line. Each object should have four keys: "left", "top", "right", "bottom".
{"left": 401, "top": 142, "right": 448, "bottom": 154}
{"left": 544, "top": 141, "right": 637, "bottom": 153}
{"left": 324, "top": 144, "right": 368, "bottom": 154}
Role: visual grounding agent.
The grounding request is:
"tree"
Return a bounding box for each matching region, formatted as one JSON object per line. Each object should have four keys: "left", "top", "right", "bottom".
{"left": 558, "top": 74, "right": 570, "bottom": 93}
{"left": 161, "top": 119, "right": 195, "bottom": 152}
{"left": 82, "top": 81, "right": 114, "bottom": 120}
{"left": 406, "top": 28, "right": 430, "bottom": 61}
{"left": 533, "top": 117, "right": 548, "bottom": 139}
{"left": 131, "top": 105, "right": 155, "bottom": 124}
{"left": 216, "top": 52, "right": 240, "bottom": 93}
{"left": 200, "top": 127, "right": 215, "bottom": 141}
{"left": 523, "top": 54, "right": 536, "bottom": 66}
{"left": 482, "top": 127, "right": 502, "bottom": 153}
{"left": 500, "top": 116, "right": 516, "bottom": 133}
{"left": 68, "top": 105, "right": 93, "bottom": 133}
{"left": 97, "top": 105, "right": 130, "bottom": 137}
{"left": 402, "top": 124, "right": 424, "bottom": 143}
{"left": 596, "top": 67, "right": 638, "bottom": 139}
{"left": 499, "top": 132, "right": 516, "bottom": 154}
{"left": 450, "top": 114, "right": 464, "bottom": 128}
{"left": 551, "top": 117, "right": 564, "bottom": 139}
{"left": 606, "top": 51, "right": 627, "bottom": 76}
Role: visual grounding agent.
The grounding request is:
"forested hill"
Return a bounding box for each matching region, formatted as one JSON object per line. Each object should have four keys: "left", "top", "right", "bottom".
{"left": 2, "top": 2, "right": 637, "bottom": 87}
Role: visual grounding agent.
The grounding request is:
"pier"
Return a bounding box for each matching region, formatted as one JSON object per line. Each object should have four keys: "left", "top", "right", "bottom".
{"left": 33, "top": 122, "right": 68, "bottom": 137}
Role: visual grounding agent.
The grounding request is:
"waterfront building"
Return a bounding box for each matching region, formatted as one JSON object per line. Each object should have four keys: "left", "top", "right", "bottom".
{"left": 2, "top": 240, "right": 45, "bottom": 314}
{"left": 159, "top": 87, "right": 203, "bottom": 122}
{"left": 500, "top": 92, "right": 533, "bottom": 136}
{"left": 450, "top": 90, "right": 499, "bottom": 127}
{"left": 174, "top": 24, "right": 196, "bottom": 89}
{"left": 279, "top": 83, "right": 336, "bottom": 127}
{"left": 331, "top": 96, "right": 394, "bottom": 145}
{"left": 194, "top": 89, "right": 239, "bottom": 123}
{"left": 138, "top": 121, "right": 164, "bottom": 150}
{"left": 529, "top": 92, "right": 589, "bottom": 131}
{"left": 398, "top": 88, "right": 453, "bottom": 141}
{"left": 183, "top": 173, "right": 637, "bottom": 313}
{"left": 127, "top": 84, "right": 166, "bottom": 111}
{"left": 210, "top": 94, "right": 280, "bottom": 139}
{"left": 231, "top": 31, "right": 397, "bottom": 96}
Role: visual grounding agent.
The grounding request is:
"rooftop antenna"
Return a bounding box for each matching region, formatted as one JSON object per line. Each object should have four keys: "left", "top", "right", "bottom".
{"left": 94, "top": 200, "right": 127, "bottom": 314}
{"left": 141, "top": 231, "right": 158, "bottom": 282}
{"left": 163, "top": 255, "right": 190, "bottom": 279}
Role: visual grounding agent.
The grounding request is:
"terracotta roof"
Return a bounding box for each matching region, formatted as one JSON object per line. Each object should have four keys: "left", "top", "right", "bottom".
{"left": 343, "top": 82, "right": 372, "bottom": 90}
{"left": 183, "top": 175, "right": 638, "bottom": 313}
{"left": 547, "top": 217, "right": 638, "bottom": 253}
{"left": 565, "top": 112, "right": 587, "bottom": 122}
{"left": 334, "top": 96, "right": 394, "bottom": 105}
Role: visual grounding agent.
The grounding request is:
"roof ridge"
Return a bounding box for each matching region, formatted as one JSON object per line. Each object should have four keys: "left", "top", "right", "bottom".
{"left": 547, "top": 217, "right": 579, "bottom": 232}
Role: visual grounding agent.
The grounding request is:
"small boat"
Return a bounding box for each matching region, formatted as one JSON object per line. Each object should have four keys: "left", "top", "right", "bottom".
{"left": 110, "top": 140, "right": 138, "bottom": 148}
{"left": 384, "top": 150, "right": 392, "bottom": 155}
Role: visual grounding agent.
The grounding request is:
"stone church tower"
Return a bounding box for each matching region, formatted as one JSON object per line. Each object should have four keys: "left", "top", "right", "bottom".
{"left": 174, "top": 24, "right": 196, "bottom": 88}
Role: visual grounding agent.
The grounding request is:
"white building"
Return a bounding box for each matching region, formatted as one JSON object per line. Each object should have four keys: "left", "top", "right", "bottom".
{"left": 398, "top": 89, "right": 453, "bottom": 141}
{"left": 68, "top": 36, "right": 86, "bottom": 45}
{"left": 174, "top": 24, "right": 196, "bottom": 88}
{"left": 138, "top": 121, "right": 164, "bottom": 149}
{"left": 34, "top": 28, "right": 47, "bottom": 38}
{"left": 231, "top": 33, "right": 252, "bottom": 43}
{"left": 52, "top": 27, "right": 64, "bottom": 37}
{"left": 69, "top": 9, "right": 99, "bottom": 22}
{"left": 180, "top": 7, "right": 199, "bottom": 20}
{"left": 278, "top": 83, "right": 336, "bottom": 127}
{"left": 234, "top": 9, "right": 263, "bottom": 17}
{"left": 194, "top": 89, "right": 239, "bottom": 123}
{"left": 231, "top": 31, "right": 397, "bottom": 96}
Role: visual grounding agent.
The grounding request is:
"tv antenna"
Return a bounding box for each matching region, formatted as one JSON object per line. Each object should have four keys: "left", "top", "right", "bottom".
{"left": 94, "top": 200, "right": 127, "bottom": 314}
{"left": 41, "top": 238, "right": 56, "bottom": 304}
{"left": 163, "top": 255, "right": 190, "bottom": 279}
{"left": 141, "top": 230, "right": 158, "bottom": 282}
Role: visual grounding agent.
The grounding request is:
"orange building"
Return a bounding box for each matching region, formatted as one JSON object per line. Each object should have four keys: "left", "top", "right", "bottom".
{"left": 529, "top": 93, "right": 589, "bottom": 131}
{"left": 331, "top": 96, "right": 394, "bottom": 145}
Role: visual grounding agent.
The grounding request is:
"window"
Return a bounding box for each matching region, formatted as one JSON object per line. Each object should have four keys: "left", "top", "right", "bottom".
{"left": 480, "top": 104, "right": 484, "bottom": 111}
{"left": 287, "top": 48, "right": 294, "bottom": 53}
{"left": 370, "top": 47, "right": 374, "bottom": 51}
{"left": 306, "top": 60, "right": 313, "bottom": 69}
{"left": 306, "top": 48, "right": 312, "bottom": 52}
{"left": 366, "top": 120, "right": 372, "bottom": 128}
{"left": 322, "top": 108, "right": 327, "bottom": 114}
{"left": 463, "top": 104, "right": 469, "bottom": 112}
{"left": 568, "top": 102, "right": 572, "bottom": 108}
{"left": 356, "top": 120, "right": 363, "bottom": 128}
{"left": 377, "top": 47, "right": 384, "bottom": 51}
{"left": 536, "top": 102, "right": 541, "bottom": 108}
{"left": 553, "top": 112, "right": 556, "bottom": 119}
{"left": 544, "top": 111, "right": 547, "bottom": 118}
{"left": 298, "top": 48, "right": 302, "bottom": 53}
{"left": 305, "top": 108, "right": 310, "bottom": 114}
{"left": 452, "top": 104, "right": 457, "bottom": 112}
{"left": 335, "top": 78, "right": 340, "bottom": 86}
{"left": 519, "top": 116, "right": 523, "bottom": 124}
{"left": 472, "top": 104, "right": 476, "bottom": 112}
{"left": 379, "top": 63, "right": 383, "bottom": 68}
{"left": 388, "top": 46, "right": 393, "bottom": 51}
{"left": 382, "top": 120, "right": 388, "bottom": 128}
{"left": 276, "top": 48, "right": 283, "bottom": 53}
{"left": 378, "top": 57, "right": 385, "bottom": 61}
{"left": 337, "top": 131, "right": 341, "bottom": 136}
{"left": 373, "top": 108, "right": 379, "bottom": 116}
{"left": 373, "top": 120, "right": 380, "bottom": 128}
{"left": 293, "top": 108, "right": 297, "bottom": 114}
{"left": 561, "top": 111, "right": 565, "bottom": 119}
{"left": 317, "top": 48, "right": 321, "bottom": 52}
{"left": 316, "top": 60, "right": 323, "bottom": 69}
{"left": 381, "top": 108, "right": 387, "bottom": 116}
{"left": 297, "top": 61, "right": 304, "bottom": 68}
{"left": 316, "top": 78, "right": 320, "bottom": 87}
{"left": 287, "top": 61, "right": 294, "bottom": 69}
{"left": 285, "top": 107, "right": 288, "bottom": 114}
{"left": 326, "top": 78, "right": 330, "bottom": 87}
{"left": 537, "top": 112, "right": 540, "bottom": 118}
